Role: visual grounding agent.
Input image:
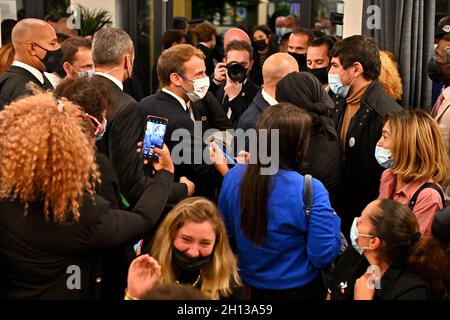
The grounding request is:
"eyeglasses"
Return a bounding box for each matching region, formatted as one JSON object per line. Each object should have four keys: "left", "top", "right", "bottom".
{"left": 84, "top": 113, "right": 105, "bottom": 136}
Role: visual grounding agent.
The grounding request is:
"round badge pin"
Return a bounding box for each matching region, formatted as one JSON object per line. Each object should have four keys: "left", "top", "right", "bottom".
{"left": 349, "top": 137, "right": 356, "bottom": 148}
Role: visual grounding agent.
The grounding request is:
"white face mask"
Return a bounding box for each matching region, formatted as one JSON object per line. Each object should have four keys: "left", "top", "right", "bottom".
{"left": 375, "top": 146, "right": 393, "bottom": 169}
{"left": 182, "top": 76, "right": 210, "bottom": 103}
{"left": 78, "top": 69, "right": 95, "bottom": 79}
{"left": 350, "top": 217, "right": 374, "bottom": 255}
{"left": 282, "top": 27, "right": 293, "bottom": 34}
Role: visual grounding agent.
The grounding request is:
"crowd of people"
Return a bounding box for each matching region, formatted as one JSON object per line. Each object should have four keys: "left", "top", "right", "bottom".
{"left": 1, "top": 13, "right": 450, "bottom": 301}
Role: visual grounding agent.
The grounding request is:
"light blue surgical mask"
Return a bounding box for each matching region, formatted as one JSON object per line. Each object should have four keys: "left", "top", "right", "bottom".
{"left": 350, "top": 217, "right": 374, "bottom": 255}
{"left": 328, "top": 66, "right": 355, "bottom": 98}
{"left": 275, "top": 27, "right": 284, "bottom": 37}
{"left": 375, "top": 146, "right": 393, "bottom": 169}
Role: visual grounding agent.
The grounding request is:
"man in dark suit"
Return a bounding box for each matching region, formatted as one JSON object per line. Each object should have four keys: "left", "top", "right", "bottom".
{"left": 328, "top": 35, "right": 403, "bottom": 234}
{"left": 237, "top": 53, "right": 299, "bottom": 132}
{"left": 91, "top": 27, "right": 192, "bottom": 208}
{"left": 0, "top": 18, "right": 61, "bottom": 109}
{"left": 211, "top": 40, "right": 260, "bottom": 128}
{"left": 138, "top": 44, "right": 226, "bottom": 200}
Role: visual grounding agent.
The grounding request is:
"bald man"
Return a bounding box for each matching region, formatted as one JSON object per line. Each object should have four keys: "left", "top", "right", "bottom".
{"left": 0, "top": 18, "right": 62, "bottom": 109}
{"left": 236, "top": 53, "right": 299, "bottom": 132}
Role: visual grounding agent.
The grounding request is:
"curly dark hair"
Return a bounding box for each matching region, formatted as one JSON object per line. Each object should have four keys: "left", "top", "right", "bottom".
{"left": 54, "top": 76, "right": 112, "bottom": 121}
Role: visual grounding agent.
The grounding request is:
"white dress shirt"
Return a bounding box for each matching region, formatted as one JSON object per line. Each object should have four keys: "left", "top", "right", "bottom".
{"left": 261, "top": 89, "right": 278, "bottom": 106}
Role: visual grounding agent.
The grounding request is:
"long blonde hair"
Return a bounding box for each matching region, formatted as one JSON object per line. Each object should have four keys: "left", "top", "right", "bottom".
{"left": 150, "top": 197, "right": 241, "bottom": 300}
{"left": 387, "top": 110, "right": 449, "bottom": 184}
{"left": 0, "top": 92, "right": 100, "bottom": 222}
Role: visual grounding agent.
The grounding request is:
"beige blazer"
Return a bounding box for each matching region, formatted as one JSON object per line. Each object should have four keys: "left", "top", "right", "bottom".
{"left": 435, "top": 97, "right": 450, "bottom": 199}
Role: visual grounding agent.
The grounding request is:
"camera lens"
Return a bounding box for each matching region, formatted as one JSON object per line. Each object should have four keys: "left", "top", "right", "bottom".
{"left": 226, "top": 62, "right": 246, "bottom": 83}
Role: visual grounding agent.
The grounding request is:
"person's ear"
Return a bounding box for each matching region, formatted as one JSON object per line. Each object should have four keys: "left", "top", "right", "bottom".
{"left": 125, "top": 55, "right": 132, "bottom": 70}
{"left": 26, "top": 41, "right": 37, "bottom": 56}
{"left": 63, "top": 62, "right": 73, "bottom": 77}
{"left": 170, "top": 73, "right": 182, "bottom": 87}
{"left": 369, "top": 236, "right": 381, "bottom": 251}
{"left": 353, "top": 62, "right": 364, "bottom": 78}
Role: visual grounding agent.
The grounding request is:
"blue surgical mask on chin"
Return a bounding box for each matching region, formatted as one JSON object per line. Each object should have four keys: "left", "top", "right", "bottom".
{"left": 328, "top": 67, "right": 354, "bottom": 98}
{"left": 375, "top": 146, "right": 393, "bottom": 169}
{"left": 350, "top": 217, "right": 373, "bottom": 255}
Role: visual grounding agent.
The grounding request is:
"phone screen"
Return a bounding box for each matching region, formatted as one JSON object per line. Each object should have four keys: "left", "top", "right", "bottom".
{"left": 142, "top": 116, "right": 168, "bottom": 159}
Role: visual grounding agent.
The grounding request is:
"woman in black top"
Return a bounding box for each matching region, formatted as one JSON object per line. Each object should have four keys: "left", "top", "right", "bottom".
{"left": 0, "top": 92, "right": 175, "bottom": 299}
{"left": 328, "top": 199, "right": 450, "bottom": 300}
{"left": 276, "top": 72, "right": 343, "bottom": 208}
{"left": 250, "top": 25, "right": 276, "bottom": 86}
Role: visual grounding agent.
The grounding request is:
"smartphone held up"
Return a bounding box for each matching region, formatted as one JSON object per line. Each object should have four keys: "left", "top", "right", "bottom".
{"left": 142, "top": 116, "right": 168, "bottom": 160}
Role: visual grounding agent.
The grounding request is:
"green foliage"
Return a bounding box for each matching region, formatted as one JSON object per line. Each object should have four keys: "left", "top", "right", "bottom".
{"left": 274, "top": 1, "right": 291, "bottom": 16}
{"left": 79, "top": 5, "right": 112, "bottom": 37}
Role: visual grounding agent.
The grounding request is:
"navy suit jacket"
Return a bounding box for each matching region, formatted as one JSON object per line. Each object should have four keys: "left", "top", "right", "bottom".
{"left": 138, "top": 90, "right": 223, "bottom": 200}
{"left": 0, "top": 66, "right": 49, "bottom": 110}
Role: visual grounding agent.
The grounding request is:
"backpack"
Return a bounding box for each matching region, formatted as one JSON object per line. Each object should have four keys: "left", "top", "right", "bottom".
{"left": 303, "top": 174, "right": 348, "bottom": 288}
{"left": 408, "top": 182, "right": 446, "bottom": 210}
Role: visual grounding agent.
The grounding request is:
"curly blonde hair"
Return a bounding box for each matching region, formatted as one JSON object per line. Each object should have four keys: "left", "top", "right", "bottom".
{"left": 150, "top": 197, "right": 241, "bottom": 300}
{"left": 379, "top": 50, "right": 403, "bottom": 101}
{"left": 0, "top": 92, "right": 100, "bottom": 222}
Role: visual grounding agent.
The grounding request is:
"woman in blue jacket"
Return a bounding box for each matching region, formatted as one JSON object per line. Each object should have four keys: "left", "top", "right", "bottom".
{"left": 218, "top": 103, "right": 341, "bottom": 300}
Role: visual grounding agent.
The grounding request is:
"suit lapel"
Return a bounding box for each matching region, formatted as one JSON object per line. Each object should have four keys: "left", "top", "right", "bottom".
{"left": 158, "top": 90, "right": 188, "bottom": 114}
{"left": 8, "top": 66, "right": 44, "bottom": 87}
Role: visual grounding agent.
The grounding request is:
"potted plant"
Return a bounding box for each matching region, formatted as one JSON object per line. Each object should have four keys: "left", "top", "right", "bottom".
{"left": 78, "top": 5, "right": 112, "bottom": 37}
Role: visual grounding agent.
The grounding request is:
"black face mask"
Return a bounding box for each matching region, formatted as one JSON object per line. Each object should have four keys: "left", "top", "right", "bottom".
{"left": 307, "top": 66, "right": 329, "bottom": 85}
{"left": 172, "top": 246, "right": 212, "bottom": 275}
{"left": 253, "top": 39, "right": 268, "bottom": 51}
{"left": 427, "top": 57, "right": 448, "bottom": 83}
{"left": 35, "top": 43, "right": 63, "bottom": 73}
{"left": 289, "top": 52, "right": 307, "bottom": 71}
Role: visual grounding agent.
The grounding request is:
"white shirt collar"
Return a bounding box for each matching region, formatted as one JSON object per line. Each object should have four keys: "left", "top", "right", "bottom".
{"left": 44, "top": 72, "right": 63, "bottom": 88}
{"left": 95, "top": 72, "right": 124, "bottom": 91}
{"left": 261, "top": 89, "right": 278, "bottom": 106}
{"left": 12, "top": 60, "right": 44, "bottom": 84}
{"left": 162, "top": 88, "right": 188, "bottom": 111}
{"left": 161, "top": 88, "right": 195, "bottom": 121}
{"left": 199, "top": 42, "right": 211, "bottom": 48}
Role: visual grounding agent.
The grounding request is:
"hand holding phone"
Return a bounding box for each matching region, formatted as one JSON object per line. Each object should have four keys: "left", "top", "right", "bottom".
{"left": 210, "top": 141, "right": 237, "bottom": 166}
{"left": 142, "top": 116, "right": 168, "bottom": 160}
